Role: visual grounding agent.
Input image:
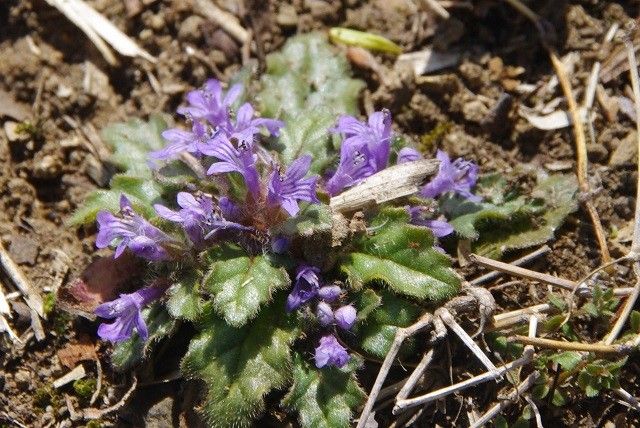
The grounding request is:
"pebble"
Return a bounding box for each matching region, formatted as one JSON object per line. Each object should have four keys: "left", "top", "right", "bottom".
{"left": 609, "top": 131, "right": 637, "bottom": 166}
{"left": 277, "top": 4, "right": 298, "bottom": 27}
{"left": 9, "top": 235, "right": 39, "bottom": 265}
{"left": 33, "top": 154, "right": 62, "bottom": 179}
{"left": 4, "top": 121, "right": 28, "bottom": 142}
{"left": 178, "top": 15, "right": 204, "bottom": 42}
{"left": 14, "top": 370, "right": 30, "bottom": 390}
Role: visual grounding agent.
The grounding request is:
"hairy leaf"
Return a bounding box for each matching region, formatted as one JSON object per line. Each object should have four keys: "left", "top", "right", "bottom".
{"left": 341, "top": 207, "right": 461, "bottom": 301}
{"left": 283, "top": 353, "right": 366, "bottom": 428}
{"left": 181, "top": 300, "right": 298, "bottom": 428}
{"left": 202, "top": 244, "right": 290, "bottom": 327}
{"left": 68, "top": 174, "right": 163, "bottom": 225}
{"left": 355, "top": 290, "right": 421, "bottom": 358}
{"left": 273, "top": 203, "right": 334, "bottom": 238}
{"left": 167, "top": 271, "right": 204, "bottom": 322}
{"left": 101, "top": 114, "right": 169, "bottom": 177}
{"left": 446, "top": 174, "right": 578, "bottom": 258}
{"left": 258, "top": 33, "right": 364, "bottom": 120}
{"left": 111, "top": 304, "right": 175, "bottom": 371}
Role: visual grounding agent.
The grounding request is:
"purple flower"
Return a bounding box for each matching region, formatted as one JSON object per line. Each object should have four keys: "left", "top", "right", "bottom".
{"left": 267, "top": 155, "right": 319, "bottom": 217}
{"left": 94, "top": 286, "right": 164, "bottom": 343}
{"left": 316, "top": 302, "right": 334, "bottom": 326}
{"left": 420, "top": 150, "right": 481, "bottom": 202}
{"left": 271, "top": 236, "right": 290, "bottom": 254}
{"left": 154, "top": 192, "right": 247, "bottom": 246}
{"left": 398, "top": 147, "right": 422, "bottom": 164}
{"left": 318, "top": 285, "right": 342, "bottom": 302}
{"left": 96, "top": 195, "right": 171, "bottom": 261}
{"left": 334, "top": 305, "right": 357, "bottom": 330}
{"left": 315, "top": 335, "right": 350, "bottom": 368}
{"left": 225, "top": 102, "right": 283, "bottom": 144}
{"left": 177, "top": 79, "right": 243, "bottom": 127}
{"left": 199, "top": 135, "right": 260, "bottom": 197}
{"left": 149, "top": 121, "right": 212, "bottom": 162}
{"left": 326, "top": 110, "right": 393, "bottom": 195}
{"left": 408, "top": 206, "right": 454, "bottom": 238}
{"left": 286, "top": 265, "right": 321, "bottom": 312}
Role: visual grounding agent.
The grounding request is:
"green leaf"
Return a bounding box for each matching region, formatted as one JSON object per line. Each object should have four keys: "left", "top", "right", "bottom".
{"left": 630, "top": 310, "right": 640, "bottom": 333}
{"left": 283, "top": 353, "right": 366, "bottom": 428}
{"left": 341, "top": 207, "right": 461, "bottom": 301}
{"left": 202, "top": 244, "right": 290, "bottom": 327}
{"left": 275, "top": 110, "right": 337, "bottom": 174}
{"left": 101, "top": 114, "right": 169, "bottom": 177}
{"left": 549, "top": 352, "right": 582, "bottom": 371}
{"left": 472, "top": 174, "right": 578, "bottom": 258}
{"left": 167, "top": 272, "right": 204, "bottom": 322}
{"left": 355, "top": 290, "right": 421, "bottom": 358}
{"left": 353, "top": 289, "right": 382, "bottom": 321}
{"left": 68, "top": 174, "right": 163, "bottom": 225}
{"left": 329, "top": 27, "right": 402, "bottom": 54}
{"left": 181, "top": 300, "right": 298, "bottom": 428}
{"left": 258, "top": 33, "right": 364, "bottom": 120}
{"left": 273, "top": 202, "right": 334, "bottom": 238}
{"left": 111, "top": 304, "right": 176, "bottom": 371}
{"left": 552, "top": 389, "right": 568, "bottom": 406}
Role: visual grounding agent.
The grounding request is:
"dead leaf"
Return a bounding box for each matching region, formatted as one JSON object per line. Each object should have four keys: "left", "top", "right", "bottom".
{"left": 57, "top": 251, "right": 142, "bottom": 319}
{"left": 57, "top": 335, "right": 98, "bottom": 369}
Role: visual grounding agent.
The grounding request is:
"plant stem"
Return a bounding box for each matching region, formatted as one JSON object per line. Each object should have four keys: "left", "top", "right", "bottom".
{"left": 509, "top": 335, "right": 631, "bottom": 354}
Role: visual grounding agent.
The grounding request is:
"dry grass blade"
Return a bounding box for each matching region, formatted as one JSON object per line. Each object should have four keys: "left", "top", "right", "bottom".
{"left": 192, "top": 0, "right": 249, "bottom": 44}
{"left": 510, "top": 335, "right": 631, "bottom": 354}
{"left": 43, "top": 0, "right": 156, "bottom": 65}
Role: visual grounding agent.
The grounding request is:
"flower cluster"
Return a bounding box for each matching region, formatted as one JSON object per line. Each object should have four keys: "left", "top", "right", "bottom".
{"left": 94, "top": 79, "right": 318, "bottom": 343}
{"left": 91, "top": 78, "right": 480, "bottom": 367}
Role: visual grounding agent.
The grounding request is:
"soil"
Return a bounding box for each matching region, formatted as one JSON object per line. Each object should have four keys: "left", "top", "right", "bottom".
{"left": 1, "top": 0, "right": 640, "bottom": 427}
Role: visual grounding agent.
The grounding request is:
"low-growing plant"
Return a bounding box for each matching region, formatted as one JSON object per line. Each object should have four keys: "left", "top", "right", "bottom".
{"left": 67, "top": 34, "right": 580, "bottom": 427}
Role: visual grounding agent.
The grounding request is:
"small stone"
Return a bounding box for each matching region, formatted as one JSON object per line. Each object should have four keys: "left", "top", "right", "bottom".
{"left": 8, "top": 235, "right": 39, "bottom": 265}
{"left": 56, "top": 84, "right": 73, "bottom": 98}
{"left": 149, "top": 13, "right": 165, "bottom": 31}
{"left": 609, "top": 131, "right": 637, "bottom": 166}
{"left": 33, "top": 154, "right": 62, "bottom": 179}
{"left": 277, "top": 4, "right": 298, "bottom": 27}
{"left": 586, "top": 143, "right": 608, "bottom": 163}
{"left": 4, "top": 121, "right": 28, "bottom": 143}
{"left": 144, "top": 397, "right": 174, "bottom": 428}
{"left": 14, "top": 370, "right": 30, "bottom": 390}
{"left": 178, "top": 15, "right": 204, "bottom": 42}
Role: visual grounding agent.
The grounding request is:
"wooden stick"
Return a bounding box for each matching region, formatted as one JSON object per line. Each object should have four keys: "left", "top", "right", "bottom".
{"left": 393, "top": 351, "right": 533, "bottom": 414}
{"left": 470, "top": 253, "right": 576, "bottom": 290}
{"left": 509, "top": 335, "right": 631, "bottom": 354}
{"left": 0, "top": 242, "right": 43, "bottom": 318}
{"left": 438, "top": 308, "right": 498, "bottom": 373}
{"left": 470, "top": 246, "right": 550, "bottom": 286}
{"left": 469, "top": 372, "right": 540, "bottom": 428}
{"left": 355, "top": 315, "right": 433, "bottom": 428}
{"left": 395, "top": 349, "right": 435, "bottom": 402}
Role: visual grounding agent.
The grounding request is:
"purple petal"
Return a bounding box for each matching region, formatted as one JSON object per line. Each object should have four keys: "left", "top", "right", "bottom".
{"left": 334, "top": 305, "right": 357, "bottom": 330}
{"left": 398, "top": 147, "right": 422, "bottom": 164}
{"left": 316, "top": 302, "right": 334, "bottom": 326}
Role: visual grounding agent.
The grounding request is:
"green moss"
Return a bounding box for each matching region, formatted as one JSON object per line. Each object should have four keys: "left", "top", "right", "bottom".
{"left": 86, "top": 421, "right": 103, "bottom": 428}
{"left": 419, "top": 121, "right": 452, "bottom": 152}
{"left": 73, "top": 378, "right": 96, "bottom": 402}
{"left": 43, "top": 292, "right": 56, "bottom": 316}
{"left": 34, "top": 385, "right": 60, "bottom": 408}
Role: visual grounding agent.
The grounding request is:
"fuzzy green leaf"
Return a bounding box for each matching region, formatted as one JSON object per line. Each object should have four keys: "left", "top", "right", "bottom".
{"left": 355, "top": 290, "right": 421, "bottom": 358}
{"left": 283, "top": 353, "right": 366, "bottom": 428}
{"left": 275, "top": 110, "right": 337, "bottom": 174}
{"left": 258, "top": 33, "right": 364, "bottom": 120}
{"left": 68, "top": 174, "right": 163, "bottom": 225}
{"left": 111, "top": 304, "right": 175, "bottom": 371}
{"left": 181, "top": 300, "right": 298, "bottom": 428}
{"left": 341, "top": 207, "right": 461, "bottom": 301}
{"left": 274, "top": 203, "right": 334, "bottom": 237}
{"left": 167, "top": 272, "right": 204, "bottom": 322}
{"left": 101, "top": 114, "right": 169, "bottom": 177}
{"left": 353, "top": 289, "right": 382, "bottom": 321}
{"left": 202, "top": 244, "right": 290, "bottom": 327}
{"left": 549, "top": 351, "right": 582, "bottom": 371}
{"left": 449, "top": 174, "right": 578, "bottom": 258}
